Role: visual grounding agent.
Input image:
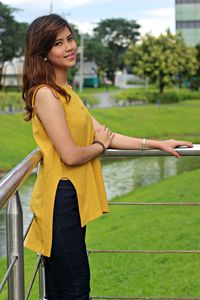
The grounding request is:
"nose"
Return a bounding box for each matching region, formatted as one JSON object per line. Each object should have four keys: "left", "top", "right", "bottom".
{"left": 65, "top": 41, "right": 73, "bottom": 51}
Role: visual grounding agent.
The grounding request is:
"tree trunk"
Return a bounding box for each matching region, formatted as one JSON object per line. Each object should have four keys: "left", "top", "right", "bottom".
{"left": 159, "top": 82, "right": 165, "bottom": 95}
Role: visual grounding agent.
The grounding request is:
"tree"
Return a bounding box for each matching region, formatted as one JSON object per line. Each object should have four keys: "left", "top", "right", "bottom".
{"left": 92, "top": 18, "right": 140, "bottom": 82}
{"left": 190, "top": 42, "right": 200, "bottom": 90}
{"left": 83, "top": 35, "right": 110, "bottom": 84}
{"left": 0, "top": 2, "right": 27, "bottom": 66}
{"left": 126, "top": 30, "right": 198, "bottom": 94}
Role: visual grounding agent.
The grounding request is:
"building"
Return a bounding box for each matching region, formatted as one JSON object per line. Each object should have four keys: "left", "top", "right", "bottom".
{"left": 175, "top": 0, "right": 200, "bottom": 46}
{"left": 73, "top": 61, "right": 99, "bottom": 88}
{"left": 1, "top": 56, "right": 24, "bottom": 87}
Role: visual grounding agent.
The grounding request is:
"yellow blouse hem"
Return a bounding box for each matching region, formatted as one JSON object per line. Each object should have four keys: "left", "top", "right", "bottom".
{"left": 24, "top": 209, "right": 109, "bottom": 257}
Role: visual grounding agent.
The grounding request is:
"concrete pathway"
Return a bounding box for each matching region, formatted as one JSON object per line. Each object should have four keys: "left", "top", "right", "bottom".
{"left": 94, "top": 84, "right": 143, "bottom": 108}
{"left": 94, "top": 90, "right": 117, "bottom": 108}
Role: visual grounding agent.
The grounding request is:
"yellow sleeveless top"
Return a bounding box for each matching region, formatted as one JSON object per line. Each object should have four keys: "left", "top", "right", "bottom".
{"left": 24, "top": 85, "right": 109, "bottom": 257}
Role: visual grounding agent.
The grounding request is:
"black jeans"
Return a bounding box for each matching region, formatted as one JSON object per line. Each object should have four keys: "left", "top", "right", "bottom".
{"left": 43, "top": 180, "right": 90, "bottom": 300}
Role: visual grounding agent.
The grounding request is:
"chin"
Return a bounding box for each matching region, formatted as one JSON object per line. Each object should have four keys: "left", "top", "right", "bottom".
{"left": 67, "top": 60, "right": 76, "bottom": 68}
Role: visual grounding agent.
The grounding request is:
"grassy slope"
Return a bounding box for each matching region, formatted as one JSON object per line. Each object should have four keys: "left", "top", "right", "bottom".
{"left": 87, "top": 168, "right": 200, "bottom": 297}
{"left": 92, "top": 104, "right": 200, "bottom": 140}
{"left": 1, "top": 169, "right": 200, "bottom": 298}
{"left": 0, "top": 113, "right": 36, "bottom": 171}
{"left": 1, "top": 103, "right": 200, "bottom": 171}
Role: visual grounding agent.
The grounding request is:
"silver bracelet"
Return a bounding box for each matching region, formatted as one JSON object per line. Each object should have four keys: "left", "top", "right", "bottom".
{"left": 141, "top": 138, "right": 146, "bottom": 151}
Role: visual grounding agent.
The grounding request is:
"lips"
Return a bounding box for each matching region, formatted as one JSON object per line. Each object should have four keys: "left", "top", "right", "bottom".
{"left": 64, "top": 53, "right": 75, "bottom": 60}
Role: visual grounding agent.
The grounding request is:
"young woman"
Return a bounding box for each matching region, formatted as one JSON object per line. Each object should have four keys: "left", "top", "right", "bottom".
{"left": 23, "top": 14, "right": 192, "bottom": 300}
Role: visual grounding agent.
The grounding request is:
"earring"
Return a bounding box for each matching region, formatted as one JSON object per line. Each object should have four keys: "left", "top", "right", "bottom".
{"left": 44, "top": 57, "right": 48, "bottom": 62}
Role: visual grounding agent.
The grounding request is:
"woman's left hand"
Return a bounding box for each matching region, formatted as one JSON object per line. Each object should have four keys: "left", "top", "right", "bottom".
{"left": 157, "top": 139, "right": 193, "bottom": 158}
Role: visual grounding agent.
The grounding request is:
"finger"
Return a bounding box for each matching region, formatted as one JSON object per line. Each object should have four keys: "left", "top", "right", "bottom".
{"left": 111, "top": 133, "right": 115, "bottom": 141}
{"left": 175, "top": 141, "right": 193, "bottom": 148}
{"left": 171, "top": 149, "right": 180, "bottom": 159}
{"left": 106, "top": 128, "right": 112, "bottom": 135}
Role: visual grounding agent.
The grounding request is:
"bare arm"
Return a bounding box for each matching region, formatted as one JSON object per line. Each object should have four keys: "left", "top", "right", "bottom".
{"left": 92, "top": 117, "right": 193, "bottom": 158}
{"left": 34, "top": 87, "right": 113, "bottom": 166}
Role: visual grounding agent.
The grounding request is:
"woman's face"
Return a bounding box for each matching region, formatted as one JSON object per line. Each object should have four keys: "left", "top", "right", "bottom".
{"left": 47, "top": 26, "right": 77, "bottom": 70}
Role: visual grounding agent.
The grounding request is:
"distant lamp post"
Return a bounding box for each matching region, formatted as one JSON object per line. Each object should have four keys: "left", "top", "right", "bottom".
{"left": 0, "top": 28, "right": 5, "bottom": 89}
{"left": 0, "top": 28, "right": 5, "bottom": 68}
{"left": 77, "top": 33, "right": 84, "bottom": 93}
{"left": 49, "top": 0, "right": 53, "bottom": 13}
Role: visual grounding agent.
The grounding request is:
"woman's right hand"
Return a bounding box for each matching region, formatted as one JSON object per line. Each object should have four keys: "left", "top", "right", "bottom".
{"left": 94, "top": 125, "right": 115, "bottom": 149}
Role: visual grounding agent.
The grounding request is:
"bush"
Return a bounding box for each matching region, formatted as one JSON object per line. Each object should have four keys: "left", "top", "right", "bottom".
{"left": 146, "top": 91, "right": 181, "bottom": 104}
{"left": 110, "top": 88, "right": 147, "bottom": 106}
{"left": 0, "top": 91, "right": 101, "bottom": 112}
{"left": 177, "top": 89, "right": 200, "bottom": 100}
{"left": 77, "top": 93, "right": 100, "bottom": 108}
{"left": 111, "top": 88, "right": 200, "bottom": 106}
{"left": 0, "top": 92, "right": 24, "bottom": 112}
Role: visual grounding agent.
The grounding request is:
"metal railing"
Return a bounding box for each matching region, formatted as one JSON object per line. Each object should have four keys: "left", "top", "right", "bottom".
{"left": 0, "top": 145, "right": 200, "bottom": 299}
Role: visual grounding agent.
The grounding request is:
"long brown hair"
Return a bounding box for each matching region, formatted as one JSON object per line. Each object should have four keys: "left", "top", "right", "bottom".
{"left": 22, "top": 14, "right": 74, "bottom": 121}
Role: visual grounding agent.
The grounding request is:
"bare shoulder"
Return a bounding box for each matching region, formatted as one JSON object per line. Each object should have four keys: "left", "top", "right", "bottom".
{"left": 35, "top": 86, "right": 57, "bottom": 102}
{"left": 34, "top": 86, "right": 64, "bottom": 122}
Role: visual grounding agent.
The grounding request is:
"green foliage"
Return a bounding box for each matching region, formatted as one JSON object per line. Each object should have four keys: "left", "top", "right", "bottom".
{"left": 111, "top": 88, "right": 200, "bottom": 105}
{"left": 191, "top": 42, "right": 200, "bottom": 90}
{"left": 74, "top": 86, "right": 119, "bottom": 93}
{"left": 84, "top": 36, "right": 110, "bottom": 73}
{"left": 94, "top": 18, "right": 140, "bottom": 48}
{"left": 70, "top": 22, "right": 80, "bottom": 44}
{"left": 126, "top": 31, "right": 198, "bottom": 94}
{"left": 110, "top": 88, "right": 147, "bottom": 106}
{"left": 0, "top": 90, "right": 100, "bottom": 112}
{"left": 0, "top": 2, "right": 27, "bottom": 63}
{"left": 86, "top": 18, "right": 140, "bottom": 81}
{"left": 77, "top": 92, "right": 100, "bottom": 108}
{"left": 0, "top": 92, "right": 24, "bottom": 111}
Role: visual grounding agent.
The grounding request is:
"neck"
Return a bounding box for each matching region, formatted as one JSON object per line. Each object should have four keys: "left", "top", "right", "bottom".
{"left": 54, "top": 67, "right": 68, "bottom": 86}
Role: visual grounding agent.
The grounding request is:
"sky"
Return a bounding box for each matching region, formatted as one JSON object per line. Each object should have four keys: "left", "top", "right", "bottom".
{"left": 2, "top": 0, "right": 176, "bottom": 36}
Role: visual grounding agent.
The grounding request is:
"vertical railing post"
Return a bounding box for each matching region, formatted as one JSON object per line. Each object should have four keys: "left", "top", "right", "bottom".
{"left": 38, "top": 254, "right": 47, "bottom": 300}
{"left": 6, "top": 191, "right": 25, "bottom": 300}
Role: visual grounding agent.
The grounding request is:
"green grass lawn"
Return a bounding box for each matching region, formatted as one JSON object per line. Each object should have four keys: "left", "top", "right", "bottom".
{"left": 1, "top": 103, "right": 200, "bottom": 171}
{"left": 92, "top": 104, "right": 200, "bottom": 141}
{"left": 1, "top": 168, "right": 200, "bottom": 299}
{"left": 87, "top": 168, "right": 200, "bottom": 298}
{"left": 0, "top": 113, "right": 36, "bottom": 171}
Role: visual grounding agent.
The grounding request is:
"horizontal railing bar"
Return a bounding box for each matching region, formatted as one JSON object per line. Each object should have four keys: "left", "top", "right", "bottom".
{"left": 88, "top": 250, "right": 200, "bottom": 254}
{"left": 104, "top": 145, "right": 200, "bottom": 157}
{"left": 0, "top": 148, "right": 42, "bottom": 209}
{"left": 91, "top": 297, "right": 200, "bottom": 300}
{"left": 1, "top": 145, "right": 200, "bottom": 210}
{"left": 25, "top": 255, "right": 41, "bottom": 300}
{"left": 109, "top": 202, "right": 200, "bottom": 206}
{"left": 0, "top": 256, "right": 18, "bottom": 292}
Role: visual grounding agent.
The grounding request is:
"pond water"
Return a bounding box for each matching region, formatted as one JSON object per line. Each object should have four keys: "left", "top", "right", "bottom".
{"left": 0, "top": 155, "right": 200, "bottom": 258}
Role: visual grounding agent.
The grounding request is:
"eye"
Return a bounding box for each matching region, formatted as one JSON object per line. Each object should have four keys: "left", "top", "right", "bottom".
{"left": 55, "top": 41, "right": 62, "bottom": 46}
{"left": 67, "top": 35, "right": 74, "bottom": 42}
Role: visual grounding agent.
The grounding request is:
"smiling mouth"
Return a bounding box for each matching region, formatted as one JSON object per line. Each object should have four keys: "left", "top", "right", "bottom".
{"left": 64, "top": 53, "right": 75, "bottom": 59}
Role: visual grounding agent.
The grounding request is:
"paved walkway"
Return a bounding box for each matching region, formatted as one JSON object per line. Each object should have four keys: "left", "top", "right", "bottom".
{"left": 94, "top": 84, "right": 142, "bottom": 108}
{"left": 94, "top": 90, "right": 117, "bottom": 108}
